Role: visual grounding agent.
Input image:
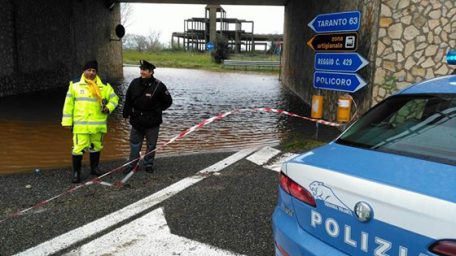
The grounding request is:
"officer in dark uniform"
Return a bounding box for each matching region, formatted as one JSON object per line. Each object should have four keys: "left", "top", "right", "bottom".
{"left": 123, "top": 60, "right": 172, "bottom": 173}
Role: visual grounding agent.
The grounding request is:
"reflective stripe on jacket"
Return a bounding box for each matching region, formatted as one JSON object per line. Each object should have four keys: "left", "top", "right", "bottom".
{"left": 61, "top": 74, "right": 119, "bottom": 134}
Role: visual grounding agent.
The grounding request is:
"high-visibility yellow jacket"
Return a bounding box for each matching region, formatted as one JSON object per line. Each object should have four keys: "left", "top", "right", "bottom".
{"left": 61, "top": 74, "right": 119, "bottom": 134}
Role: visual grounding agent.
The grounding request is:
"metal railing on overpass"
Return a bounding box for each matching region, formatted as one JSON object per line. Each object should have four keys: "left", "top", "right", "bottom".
{"left": 223, "top": 60, "right": 280, "bottom": 70}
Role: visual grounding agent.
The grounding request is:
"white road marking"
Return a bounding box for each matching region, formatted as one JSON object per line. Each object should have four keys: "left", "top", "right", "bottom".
{"left": 246, "top": 146, "right": 298, "bottom": 172}
{"left": 15, "top": 147, "right": 259, "bottom": 256}
{"left": 65, "top": 208, "right": 244, "bottom": 256}
{"left": 263, "top": 153, "right": 298, "bottom": 172}
{"left": 246, "top": 146, "right": 281, "bottom": 166}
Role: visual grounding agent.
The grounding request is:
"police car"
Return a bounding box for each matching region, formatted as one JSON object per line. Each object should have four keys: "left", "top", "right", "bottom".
{"left": 272, "top": 74, "right": 456, "bottom": 256}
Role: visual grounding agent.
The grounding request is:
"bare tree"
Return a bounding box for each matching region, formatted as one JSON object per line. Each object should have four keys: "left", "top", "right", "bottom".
{"left": 146, "top": 30, "right": 163, "bottom": 50}
{"left": 122, "top": 32, "right": 163, "bottom": 51}
{"left": 135, "top": 35, "right": 149, "bottom": 52}
{"left": 120, "top": 3, "right": 134, "bottom": 28}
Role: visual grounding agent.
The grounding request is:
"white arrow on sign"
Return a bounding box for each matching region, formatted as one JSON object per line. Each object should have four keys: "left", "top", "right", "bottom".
{"left": 65, "top": 207, "right": 244, "bottom": 256}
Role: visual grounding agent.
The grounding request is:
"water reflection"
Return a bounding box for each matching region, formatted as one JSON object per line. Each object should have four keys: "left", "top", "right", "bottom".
{"left": 0, "top": 67, "right": 337, "bottom": 174}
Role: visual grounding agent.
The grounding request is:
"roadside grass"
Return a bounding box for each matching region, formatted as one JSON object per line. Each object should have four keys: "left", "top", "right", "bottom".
{"left": 281, "top": 138, "right": 326, "bottom": 153}
{"left": 123, "top": 49, "right": 280, "bottom": 73}
{"left": 279, "top": 127, "right": 332, "bottom": 153}
{"left": 123, "top": 50, "right": 219, "bottom": 70}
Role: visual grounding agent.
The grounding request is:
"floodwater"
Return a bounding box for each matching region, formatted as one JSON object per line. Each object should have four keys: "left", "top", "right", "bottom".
{"left": 0, "top": 67, "right": 338, "bottom": 174}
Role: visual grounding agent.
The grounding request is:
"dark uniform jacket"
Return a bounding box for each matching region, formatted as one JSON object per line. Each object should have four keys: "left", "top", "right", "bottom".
{"left": 123, "top": 77, "right": 172, "bottom": 130}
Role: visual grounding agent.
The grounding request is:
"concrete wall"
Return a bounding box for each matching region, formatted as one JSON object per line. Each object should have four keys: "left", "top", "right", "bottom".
{"left": 0, "top": 0, "right": 123, "bottom": 97}
{"left": 373, "top": 0, "right": 456, "bottom": 104}
{"left": 282, "top": 0, "right": 381, "bottom": 121}
{"left": 282, "top": 0, "right": 456, "bottom": 121}
{"left": 0, "top": 1, "right": 16, "bottom": 77}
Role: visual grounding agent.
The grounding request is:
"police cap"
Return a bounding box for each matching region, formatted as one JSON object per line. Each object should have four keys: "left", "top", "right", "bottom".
{"left": 140, "top": 60, "right": 156, "bottom": 70}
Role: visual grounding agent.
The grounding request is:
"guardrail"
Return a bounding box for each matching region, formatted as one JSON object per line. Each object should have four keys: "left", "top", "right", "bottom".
{"left": 223, "top": 60, "right": 281, "bottom": 70}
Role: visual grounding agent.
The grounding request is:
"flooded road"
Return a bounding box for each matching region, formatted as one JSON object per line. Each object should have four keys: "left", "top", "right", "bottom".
{"left": 0, "top": 67, "right": 338, "bottom": 174}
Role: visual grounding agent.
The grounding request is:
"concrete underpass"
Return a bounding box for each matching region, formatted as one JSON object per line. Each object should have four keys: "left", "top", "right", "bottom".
{"left": 1, "top": 0, "right": 455, "bottom": 119}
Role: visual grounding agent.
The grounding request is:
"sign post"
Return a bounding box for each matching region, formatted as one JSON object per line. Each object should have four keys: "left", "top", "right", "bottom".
{"left": 308, "top": 10, "right": 368, "bottom": 94}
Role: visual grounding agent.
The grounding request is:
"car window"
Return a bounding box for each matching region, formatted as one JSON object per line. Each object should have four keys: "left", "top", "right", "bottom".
{"left": 337, "top": 94, "right": 456, "bottom": 166}
{"left": 388, "top": 99, "right": 426, "bottom": 127}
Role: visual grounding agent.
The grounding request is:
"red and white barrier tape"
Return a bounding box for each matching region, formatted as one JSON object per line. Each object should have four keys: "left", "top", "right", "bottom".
{"left": 120, "top": 111, "right": 233, "bottom": 184}
{"left": 0, "top": 108, "right": 340, "bottom": 224}
{"left": 254, "top": 108, "right": 342, "bottom": 127}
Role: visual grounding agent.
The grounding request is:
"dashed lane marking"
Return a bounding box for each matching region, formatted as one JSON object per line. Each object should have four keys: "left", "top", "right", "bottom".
{"left": 246, "top": 146, "right": 298, "bottom": 172}
{"left": 246, "top": 146, "right": 281, "bottom": 166}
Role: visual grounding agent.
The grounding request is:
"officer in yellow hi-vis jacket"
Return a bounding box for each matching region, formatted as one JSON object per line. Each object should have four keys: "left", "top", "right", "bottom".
{"left": 62, "top": 60, "right": 119, "bottom": 183}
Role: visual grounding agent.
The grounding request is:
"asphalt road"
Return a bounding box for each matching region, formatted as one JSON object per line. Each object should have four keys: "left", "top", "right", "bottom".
{"left": 0, "top": 147, "right": 284, "bottom": 256}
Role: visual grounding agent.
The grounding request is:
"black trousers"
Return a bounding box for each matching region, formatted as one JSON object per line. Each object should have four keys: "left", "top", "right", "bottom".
{"left": 128, "top": 126, "right": 160, "bottom": 168}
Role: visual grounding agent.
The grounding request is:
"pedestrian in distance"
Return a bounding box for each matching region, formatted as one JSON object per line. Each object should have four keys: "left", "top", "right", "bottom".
{"left": 62, "top": 60, "right": 119, "bottom": 183}
{"left": 123, "top": 60, "right": 172, "bottom": 174}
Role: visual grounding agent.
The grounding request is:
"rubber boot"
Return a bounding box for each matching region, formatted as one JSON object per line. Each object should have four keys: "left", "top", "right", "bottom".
{"left": 72, "top": 155, "right": 82, "bottom": 183}
{"left": 90, "top": 152, "right": 102, "bottom": 176}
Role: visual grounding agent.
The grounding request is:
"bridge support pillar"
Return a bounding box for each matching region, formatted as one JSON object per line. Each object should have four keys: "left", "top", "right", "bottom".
{"left": 0, "top": 0, "right": 123, "bottom": 97}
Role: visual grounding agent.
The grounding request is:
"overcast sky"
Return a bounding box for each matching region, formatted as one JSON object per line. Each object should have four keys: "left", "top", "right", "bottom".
{"left": 123, "top": 3, "right": 284, "bottom": 45}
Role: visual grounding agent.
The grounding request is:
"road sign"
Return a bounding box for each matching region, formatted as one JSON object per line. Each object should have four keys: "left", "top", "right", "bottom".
{"left": 206, "top": 41, "right": 215, "bottom": 51}
{"left": 308, "top": 11, "right": 361, "bottom": 33}
{"left": 315, "top": 53, "right": 369, "bottom": 72}
{"left": 313, "top": 71, "right": 367, "bottom": 93}
{"left": 307, "top": 32, "right": 358, "bottom": 52}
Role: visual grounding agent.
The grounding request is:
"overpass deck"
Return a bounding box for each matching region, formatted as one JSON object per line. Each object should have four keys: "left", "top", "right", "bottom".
{"left": 119, "top": 0, "right": 286, "bottom": 5}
